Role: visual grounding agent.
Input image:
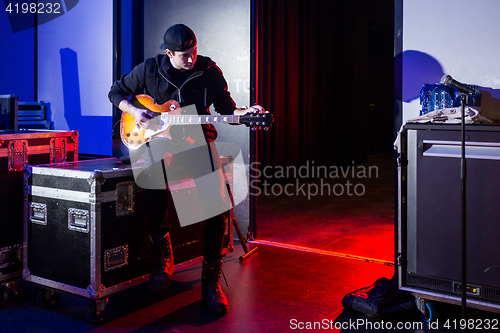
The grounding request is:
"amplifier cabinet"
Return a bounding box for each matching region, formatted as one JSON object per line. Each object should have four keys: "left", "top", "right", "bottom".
{"left": 0, "top": 129, "right": 78, "bottom": 285}
{"left": 23, "top": 157, "right": 233, "bottom": 317}
{"left": 398, "top": 123, "right": 500, "bottom": 313}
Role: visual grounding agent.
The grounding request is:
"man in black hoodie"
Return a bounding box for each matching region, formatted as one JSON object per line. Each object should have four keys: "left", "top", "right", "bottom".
{"left": 109, "top": 24, "right": 264, "bottom": 316}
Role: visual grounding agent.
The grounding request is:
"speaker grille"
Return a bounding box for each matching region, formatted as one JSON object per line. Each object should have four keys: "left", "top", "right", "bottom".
{"left": 407, "top": 274, "right": 500, "bottom": 304}
{"left": 406, "top": 273, "right": 453, "bottom": 292}
{"left": 483, "top": 287, "right": 500, "bottom": 302}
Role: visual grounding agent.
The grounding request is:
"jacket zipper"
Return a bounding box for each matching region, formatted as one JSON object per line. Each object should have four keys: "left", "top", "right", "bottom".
{"left": 158, "top": 70, "right": 204, "bottom": 104}
{"left": 157, "top": 69, "right": 205, "bottom": 140}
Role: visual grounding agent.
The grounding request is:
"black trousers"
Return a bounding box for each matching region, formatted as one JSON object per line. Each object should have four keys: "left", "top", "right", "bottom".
{"left": 132, "top": 138, "right": 230, "bottom": 262}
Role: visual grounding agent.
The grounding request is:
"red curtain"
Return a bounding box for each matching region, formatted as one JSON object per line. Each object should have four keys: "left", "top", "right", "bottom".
{"left": 255, "top": 0, "right": 394, "bottom": 177}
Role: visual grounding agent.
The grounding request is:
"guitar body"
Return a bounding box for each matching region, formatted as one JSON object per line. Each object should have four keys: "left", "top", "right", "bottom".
{"left": 120, "top": 95, "right": 182, "bottom": 149}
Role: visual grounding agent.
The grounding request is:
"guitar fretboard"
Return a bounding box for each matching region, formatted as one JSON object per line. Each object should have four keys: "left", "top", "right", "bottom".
{"left": 161, "top": 114, "right": 241, "bottom": 125}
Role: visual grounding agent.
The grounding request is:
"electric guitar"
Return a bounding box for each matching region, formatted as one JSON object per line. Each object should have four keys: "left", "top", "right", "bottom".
{"left": 120, "top": 94, "right": 273, "bottom": 149}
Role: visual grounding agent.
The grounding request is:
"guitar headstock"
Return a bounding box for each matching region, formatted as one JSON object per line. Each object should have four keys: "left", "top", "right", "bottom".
{"left": 240, "top": 110, "right": 274, "bottom": 130}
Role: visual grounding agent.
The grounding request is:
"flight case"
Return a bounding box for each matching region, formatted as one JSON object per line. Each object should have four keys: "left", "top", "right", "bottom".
{"left": 23, "top": 157, "right": 233, "bottom": 320}
{"left": 0, "top": 129, "right": 78, "bottom": 299}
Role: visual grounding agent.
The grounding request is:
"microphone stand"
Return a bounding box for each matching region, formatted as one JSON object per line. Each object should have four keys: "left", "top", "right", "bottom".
{"left": 459, "top": 93, "right": 467, "bottom": 328}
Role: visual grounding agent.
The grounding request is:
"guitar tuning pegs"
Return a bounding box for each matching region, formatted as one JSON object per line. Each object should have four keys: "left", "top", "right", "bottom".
{"left": 264, "top": 127, "right": 269, "bottom": 131}
{"left": 251, "top": 127, "right": 257, "bottom": 131}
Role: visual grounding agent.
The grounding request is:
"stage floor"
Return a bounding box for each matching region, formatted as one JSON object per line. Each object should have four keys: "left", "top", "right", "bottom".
{"left": 1, "top": 154, "right": 499, "bottom": 332}
{"left": 1, "top": 243, "right": 498, "bottom": 332}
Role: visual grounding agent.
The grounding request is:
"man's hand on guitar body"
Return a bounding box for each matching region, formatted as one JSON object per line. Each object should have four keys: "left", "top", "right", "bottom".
{"left": 119, "top": 99, "right": 155, "bottom": 129}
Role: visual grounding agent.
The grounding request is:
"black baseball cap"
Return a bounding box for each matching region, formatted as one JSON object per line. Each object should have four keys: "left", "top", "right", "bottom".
{"left": 160, "top": 24, "right": 197, "bottom": 51}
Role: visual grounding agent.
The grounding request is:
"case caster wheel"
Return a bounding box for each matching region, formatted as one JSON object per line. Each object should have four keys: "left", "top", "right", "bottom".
{"left": 3, "top": 281, "right": 21, "bottom": 302}
{"left": 86, "top": 298, "right": 108, "bottom": 323}
{"left": 416, "top": 297, "right": 436, "bottom": 323}
{"left": 36, "top": 288, "right": 58, "bottom": 307}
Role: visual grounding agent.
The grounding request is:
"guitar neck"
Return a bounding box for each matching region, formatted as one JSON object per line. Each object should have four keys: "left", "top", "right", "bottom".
{"left": 122, "top": 96, "right": 272, "bottom": 148}
{"left": 162, "top": 114, "right": 241, "bottom": 125}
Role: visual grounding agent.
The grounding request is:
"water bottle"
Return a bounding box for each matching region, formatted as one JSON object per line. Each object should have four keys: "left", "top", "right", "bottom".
{"left": 429, "top": 85, "right": 453, "bottom": 112}
{"left": 420, "top": 84, "right": 438, "bottom": 115}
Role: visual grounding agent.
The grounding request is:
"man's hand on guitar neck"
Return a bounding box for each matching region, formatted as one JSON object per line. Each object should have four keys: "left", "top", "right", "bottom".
{"left": 119, "top": 99, "right": 155, "bottom": 129}
{"left": 233, "top": 105, "right": 265, "bottom": 116}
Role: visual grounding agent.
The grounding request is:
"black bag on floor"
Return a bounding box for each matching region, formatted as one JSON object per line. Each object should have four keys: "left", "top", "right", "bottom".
{"left": 341, "top": 276, "right": 416, "bottom": 320}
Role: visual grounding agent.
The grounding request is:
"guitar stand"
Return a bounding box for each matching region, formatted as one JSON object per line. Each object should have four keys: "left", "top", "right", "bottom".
{"left": 232, "top": 215, "right": 258, "bottom": 262}
{"left": 224, "top": 180, "right": 257, "bottom": 262}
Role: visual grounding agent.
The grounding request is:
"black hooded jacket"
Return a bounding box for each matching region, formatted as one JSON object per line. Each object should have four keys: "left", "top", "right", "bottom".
{"left": 108, "top": 54, "right": 237, "bottom": 141}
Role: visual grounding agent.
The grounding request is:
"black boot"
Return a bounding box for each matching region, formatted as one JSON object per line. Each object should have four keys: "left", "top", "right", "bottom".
{"left": 148, "top": 233, "right": 174, "bottom": 292}
{"left": 202, "top": 259, "right": 229, "bottom": 315}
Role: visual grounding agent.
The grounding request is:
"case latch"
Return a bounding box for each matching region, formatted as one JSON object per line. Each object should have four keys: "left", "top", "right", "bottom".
{"left": 29, "top": 202, "right": 47, "bottom": 225}
{"left": 68, "top": 208, "right": 90, "bottom": 233}
{"left": 104, "top": 245, "right": 129, "bottom": 272}
{"left": 0, "top": 244, "right": 22, "bottom": 269}
{"left": 8, "top": 140, "right": 28, "bottom": 172}
{"left": 115, "top": 181, "right": 135, "bottom": 216}
{"left": 50, "top": 137, "right": 67, "bottom": 163}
